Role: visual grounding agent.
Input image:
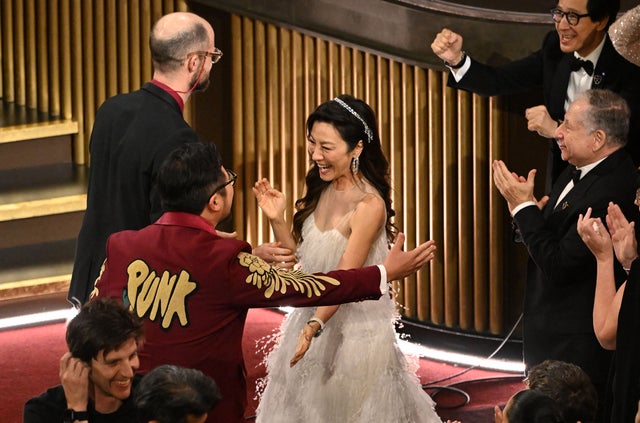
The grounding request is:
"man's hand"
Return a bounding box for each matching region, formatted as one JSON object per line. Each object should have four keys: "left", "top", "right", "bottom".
{"left": 492, "top": 160, "right": 537, "bottom": 212}
{"left": 525, "top": 105, "right": 558, "bottom": 138}
{"left": 606, "top": 202, "right": 638, "bottom": 269}
{"left": 430, "top": 28, "right": 465, "bottom": 65}
{"left": 383, "top": 233, "right": 436, "bottom": 281}
{"left": 577, "top": 207, "right": 613, "bottom": 261}
{"left": 59, "top": 352, "right": 90, "bottom": 411}
{"left": 252, "top": 242, "right": 296, "bottom": 269}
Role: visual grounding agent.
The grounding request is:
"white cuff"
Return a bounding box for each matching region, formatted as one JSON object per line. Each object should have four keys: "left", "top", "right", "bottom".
{"left": 450, "top": 55, "right": 471, "bottom": 81}
{"left": 377, "top": 264, "right": 389, "bottom": 295}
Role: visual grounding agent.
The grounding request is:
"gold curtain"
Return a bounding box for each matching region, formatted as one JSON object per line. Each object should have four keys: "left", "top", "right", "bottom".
{"left": 0, "top": 0, "right": 189, "bottom": 165}
{"left": 230, "top": 16, "right": 507, "bottom": 334}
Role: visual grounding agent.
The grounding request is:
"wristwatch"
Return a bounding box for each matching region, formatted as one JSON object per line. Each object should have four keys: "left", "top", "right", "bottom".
{"left": 63, "top": 409, "right": 89, "bottom": 422}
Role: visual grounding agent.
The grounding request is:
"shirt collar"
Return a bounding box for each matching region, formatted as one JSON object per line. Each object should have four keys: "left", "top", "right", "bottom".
{"left": 156, "top": 212, "right": 217, "bottom": 236}
{"left": 576, "top": 155, "right": 607, "bottom": 179}
{"left": 149, "top": 79, "right": 185, "bottom": 113}
{"left": 575, "top": 34, "right": 606, "bottom": 64}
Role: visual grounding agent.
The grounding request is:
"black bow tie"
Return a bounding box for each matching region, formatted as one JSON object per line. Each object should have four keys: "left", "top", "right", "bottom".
{"left": 569, "top": 56, "right": 594, "bottom": 76}
{"left": 571, "top": 167, "right": 582, "bottom": 185}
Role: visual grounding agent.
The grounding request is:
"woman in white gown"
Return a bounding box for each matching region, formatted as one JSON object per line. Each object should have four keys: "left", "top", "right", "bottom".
{"left": 252, "top": 95, "right": 443, "bottom": 423}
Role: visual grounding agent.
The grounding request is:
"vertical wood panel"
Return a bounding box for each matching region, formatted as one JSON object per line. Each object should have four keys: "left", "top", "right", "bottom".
{"left": 25, "top": 0, "right": 37, "bottom": 109}
{"left": 2, "top": 1, "right": 15, "bottom": 102}
{"left": 48, "top": 0, "right": 60, "bottom": 116}
{"left": 36, "top": 0, "right": 48, "bottom": 111}
{"left": 13, "top": 0, "right": 25, "bottom": 106}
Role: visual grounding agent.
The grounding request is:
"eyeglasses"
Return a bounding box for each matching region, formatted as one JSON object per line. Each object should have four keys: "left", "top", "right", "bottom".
{"left": 212, "top": 169, "right": 237, "bottom": 195}
{"left": 190, "top": 48, "right": 223, "bottom": 64}
{"left": 550, "top": 8, "right": 590, "bottom": 26}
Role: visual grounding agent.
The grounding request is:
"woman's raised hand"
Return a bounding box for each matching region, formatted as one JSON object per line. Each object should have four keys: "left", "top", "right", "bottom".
{"left": 253, "top": 178, "right": 286, "bottom": 221}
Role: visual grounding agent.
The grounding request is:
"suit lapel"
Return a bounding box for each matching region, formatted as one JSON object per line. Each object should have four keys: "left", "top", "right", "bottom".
{"left": 547, "top": 54, "right": 574, "bottom": 119}
{"left": 592, "top": 37, "right": 616, "bottom": 88}
{"left": 545, "top": 167, "right": 573, "bottom": 218}
{"left": 546, "top": 150, "right": 628, "bottom": 218}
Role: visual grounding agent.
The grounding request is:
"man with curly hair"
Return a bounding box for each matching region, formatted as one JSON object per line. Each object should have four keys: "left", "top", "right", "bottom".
{"left": 92, "top": 142, "right": 436, "bottom": 423}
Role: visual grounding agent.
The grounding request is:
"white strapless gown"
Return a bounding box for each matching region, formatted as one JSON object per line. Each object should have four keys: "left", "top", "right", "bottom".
{"left": 255, "top": 216, "right": 442, "bottom": 423}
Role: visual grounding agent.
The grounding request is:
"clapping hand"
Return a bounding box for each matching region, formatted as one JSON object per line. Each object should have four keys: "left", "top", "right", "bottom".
{"left": 577, "top": 207, "right": 613, "bottom": 261}
{"left": 606, "top": 202, "right": 638, "bottom": 269}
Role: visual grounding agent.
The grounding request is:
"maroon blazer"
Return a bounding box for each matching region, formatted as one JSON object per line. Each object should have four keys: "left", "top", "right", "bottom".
{"left": 92, "top": 212, "right": 384, "bottom": 423}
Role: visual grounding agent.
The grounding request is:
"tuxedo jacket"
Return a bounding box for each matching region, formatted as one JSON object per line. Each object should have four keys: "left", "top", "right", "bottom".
{"left": 69, "top": 83, "right": 199, "bottom": 305}
{"left": 450, "top": 31, "right": 640, "bottom": 184}
{"left": 92, "top": 212, "right": 385, "bottom": 423}
{"left": 513, "top": 148, "right": 638, "bottom": 396}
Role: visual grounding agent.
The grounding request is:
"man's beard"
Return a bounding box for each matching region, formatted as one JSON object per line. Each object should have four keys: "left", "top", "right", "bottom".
{"left": 190, "top": 70, "right": 210, "bottom": 92}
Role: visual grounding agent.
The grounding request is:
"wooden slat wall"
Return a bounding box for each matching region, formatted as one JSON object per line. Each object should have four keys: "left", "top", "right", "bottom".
{"left": 0, "top": 0, "right": 189, "bottom": 164}
{"left": 231, "top": 15, "right": 506, "bottom": 334}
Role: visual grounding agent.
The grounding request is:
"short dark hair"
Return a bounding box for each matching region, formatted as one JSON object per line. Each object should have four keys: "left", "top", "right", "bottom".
{"left": 526, "top": 360, "right": 597, "bottom": 423}
{"left": 135, "top": 364, "right": 221, "bottom": 423}
{"left": 66, "top": 298, "right": 144, "bottom": 363}
{"left": 505, "top": 389, "right": 564, "bottom": 423}
{"left": 579, "top": 89, "right": 630, "bottom": 147}
{"left": 586, "top": 0, "right": 620, "bottom": 28}
{"left": 150, "top": 21, "right": 209, "bottom": 73}
{"left": 158, "top": 142, "right": 225, "bottom": 214}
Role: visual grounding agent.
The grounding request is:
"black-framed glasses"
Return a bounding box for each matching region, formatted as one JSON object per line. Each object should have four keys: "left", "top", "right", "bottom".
{"left": 550, "top": 8, "right": 590, "bottom": 26}
{"left": 211, "top": 169, "right": 237, "bottom": 195}
{"left": 190, "top": 47, "right": 223, "bottom": 64}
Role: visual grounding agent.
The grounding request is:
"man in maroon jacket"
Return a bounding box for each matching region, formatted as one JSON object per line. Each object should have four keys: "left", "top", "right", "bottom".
{"left": 92, "top": 142, "right": 436, "bottom": 423}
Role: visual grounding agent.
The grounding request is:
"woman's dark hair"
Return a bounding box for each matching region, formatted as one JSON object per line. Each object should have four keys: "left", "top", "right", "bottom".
{"left": 158, "top": 142, "right": 226, "bottom": 215}
{"left": 292, "top": 94, "right": 397, "bottom": 244}
{"left": 506, "top": 389, "right": 565, "bottom": 423}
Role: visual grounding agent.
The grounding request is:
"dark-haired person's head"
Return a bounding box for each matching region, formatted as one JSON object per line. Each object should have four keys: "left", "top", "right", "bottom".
{"left": 293, "top": 94, "right": 397, "bottom": 243}
{"left": 158, "top": 142, "right": 233, "bottom": 215}
{"left": 66, "top": 297, "right": 144, "bottom": 363}
{"left": 65, "top": 298, "right": 144, "bottom": 405}
{"left": 502, "top": 389, "right": 564, "bottom": 423}
{"left": 526, "top": 360, "right": 597, "bottom": 423}
{"left": 552, "top": 0, "right": 619, "bottom": 57}
{"left": 135, "top": 365, "right": 221, "bottom": 423}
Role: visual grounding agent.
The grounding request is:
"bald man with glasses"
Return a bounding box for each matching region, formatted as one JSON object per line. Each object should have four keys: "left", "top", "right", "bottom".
{"left": 68, "top": 12, "right": 223, "bottom": 306}
{"left": 431, "top": 0, "right": 640, "bottom": 190}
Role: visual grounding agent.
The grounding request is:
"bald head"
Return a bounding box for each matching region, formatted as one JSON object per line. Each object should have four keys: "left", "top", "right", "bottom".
{"left": 150, "top": 12, "right": 214, "bottom": 74}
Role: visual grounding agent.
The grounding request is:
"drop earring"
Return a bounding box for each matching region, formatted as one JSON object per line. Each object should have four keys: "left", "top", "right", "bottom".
{"left": 351, "top": 156, "right": 360, "bottom": 174}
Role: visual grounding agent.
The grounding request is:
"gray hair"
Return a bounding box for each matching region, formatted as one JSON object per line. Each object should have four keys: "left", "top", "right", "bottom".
{"left": 578, "top": 89, "right": 630, "bottom": 147}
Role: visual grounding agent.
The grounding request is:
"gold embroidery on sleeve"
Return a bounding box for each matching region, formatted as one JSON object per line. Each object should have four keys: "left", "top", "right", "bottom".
{"left": 238, "top": 252, "right": 340, "bottom": 298}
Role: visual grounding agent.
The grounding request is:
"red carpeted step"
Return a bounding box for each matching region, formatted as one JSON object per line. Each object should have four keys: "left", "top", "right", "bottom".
{"left": 0, "top": 308, "right": 524, "bottom": 423}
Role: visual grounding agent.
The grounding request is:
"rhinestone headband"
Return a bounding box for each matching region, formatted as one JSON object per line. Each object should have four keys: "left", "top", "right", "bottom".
{"left": 333, "top": 97, "right": 373, "bottom": 143}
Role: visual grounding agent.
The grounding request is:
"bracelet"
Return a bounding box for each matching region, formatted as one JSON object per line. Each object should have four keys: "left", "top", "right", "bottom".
{"left": 444, "top": 51, "right": 466, "bottom": 70}
{"left": 306, "top": 317, "right": 325, "bottom": 337}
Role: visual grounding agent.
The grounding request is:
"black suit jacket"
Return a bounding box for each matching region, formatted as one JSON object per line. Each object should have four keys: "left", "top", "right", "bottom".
{"left": 612, "top": 259, "right": 640, "bottom": 423}
{"left": 450, "top": 31, "right": 640, "bottom": 185}
{"left": 513, "top": 148, "right": 638, "bottom": 399}
{"left": 68, "top": 83, "right": 199, "bottom": 304}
